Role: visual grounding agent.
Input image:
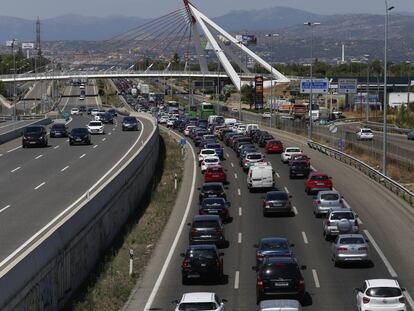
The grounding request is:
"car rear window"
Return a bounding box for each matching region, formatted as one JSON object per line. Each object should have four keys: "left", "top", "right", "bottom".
{"left": 202, "top": 184, "right": 223, "bottom": 192}
{"left": 330, "top": 212, "right": 354, "bottom": 220}
{"left": 179, "top": 303, "right": 217, "bottom": 310}
{"left": 52, "top": 124, "right": 65, "bottom": 129}
{"left": 287, "top": 148, "right": 301, "bottom": 153}
{"left": 366, "top": 287, "right": 402, "bottom": 298}
{"left": 262, "top": 263, "right": 301, "bottom": 278}
{"left": 261, "top": 240, "right": 288, "bottom": 251}
{"left": 25, "top": 127, "right": 42, "bottom": 133}
{"left": 247, "top": 154, "right": 262, "bottom": 160}
{"left": 266, "top": 192, "right": 288, "bottom": 200}
{"left": 187, "top": 248, "right": 217, "bottom": 259}
{"left": 311, "top": 175, "right": 329, "bottom": 180}
{"left": 206, "top": 144, "right": 220, "bottom": 149}
{"left": 292, "top": 162, "right": 308, "bottom": 168}
{"left": 208, "top": 167, "right": 223, "bottom": 173}
{"left": 202, "top": 150, "right": 215, "bottom": 155}
{"left": 204, "top": 158, "right": 218, "bottom": 163}
{"left": 89, "top": 122, "right": 102, "bottom": 126}
{"left": 361, "top": 129, "right": 372, "bottom": 133}
{"left": 193, "top": 220, "right": 219, "bottom": 228}
{"left": 124, "top": 117, "right": 136, "bottom": 122}
{"left": 339, "top": 237, "right": 365, "bottom": 244}
{"left": 72, "top": 128, "right": 88, "bottom": 134}
{"left": 321, "top": 193, "right": 339, "bottom": 201}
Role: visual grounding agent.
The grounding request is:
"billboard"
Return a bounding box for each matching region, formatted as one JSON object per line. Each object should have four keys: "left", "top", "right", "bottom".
{"left": 22, "top": 43, "right": 35, "bottom": 49}
{"left": 236, "top": 34, "right": 257, "bottom": 46}
{"left": 255, "top": 76, "right": 264, "bottom": 109}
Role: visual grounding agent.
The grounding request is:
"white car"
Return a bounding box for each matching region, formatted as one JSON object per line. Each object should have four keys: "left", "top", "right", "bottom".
{"left": 198, "top": 149, "right": 217, "bottom": 165}
{"left": 91, "top": 108, "right": 99, "bottom": 116}
{"left": 262, "top": 112, "right": 272, "bottom": 119}
{"left": 355, "top": 279, "right": 407, "bottom": 311}
{"left": 167, "top": 118, "right": 176, "bottom": 127}
{"left": 236, "top": 124, "right": 247, "bottom": 134}
{"left": 87, "top": 121, "right": 105, "bottom": 135}
{"left": 70, "top": 108, "right": 80, "bottom": 115}
{"left": 281, "top": 147, "right": 302, "bottom": 163}
{"left": 158, "top": 116, "right": 168, "bottom": 124}
{"left": 201, "top": 156, "right": 220, "bottom": 173}
{"left": 184, "top": 125, "right": 196, "bottom": 136}
{"left": 173, "top": 292, "right": 227, "bottom": 311}
{"left": 356, "top": 128, "right": 374, "bottom": 141}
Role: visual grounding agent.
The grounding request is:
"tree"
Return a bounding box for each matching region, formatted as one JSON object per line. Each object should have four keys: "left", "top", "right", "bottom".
{"left": 0, "top": 81, "right": 6, "bottom": 97}
{"left": 241, "top": 84, "right": 255, "bottom": 108}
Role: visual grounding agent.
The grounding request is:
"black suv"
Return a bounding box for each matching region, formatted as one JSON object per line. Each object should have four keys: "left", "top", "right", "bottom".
{"left": 69, "top": 128, "right": 91, "bottom": 145}
{"left": 122, "top": 116, "right": 139, "bottom": 131}
{"left": 198, "top": 182, "right": 227, "bottom": 203}
{"left": 50, "top": 123, "right": 68, "bottom": 138}
{"left": 258, "top": 134, "right": 274, "bottom": 147}
{"left": 22, "top": 125, "right": 48, "bottom": 148}
{"left": 254, "top": 257, "right": 306, "bottom": 304}
{"left": 100, "top": 113, "right": 114, "bottom": 124}
{"left": 180, "top": 244, "right": 224, "bottom": 284}
{"left": 289, "top": 160, "right": 310, "bottom": 179}
{"left": 107, "top": 108, "right": 118, "bottom": 117}
{"left": 188, "top": 215, "right": 226, "bottom": 247}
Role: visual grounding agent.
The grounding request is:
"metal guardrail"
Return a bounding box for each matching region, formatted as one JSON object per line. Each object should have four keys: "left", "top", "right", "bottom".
{"left": 307, "top": 140, "right": 414, "bottom": 206}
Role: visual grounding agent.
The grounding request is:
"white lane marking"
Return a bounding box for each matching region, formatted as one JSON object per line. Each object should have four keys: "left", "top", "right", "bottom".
{"left": 231, "top": 162, "right": 234, "bottom": 167}
{"left": 112, "top": 128, "right": 115, "bottom": 131}
{"left": 293, "top": 206, "right": 298, "bottom": 215}
{"left": 93, "top": 145, "right": 98, "bottom": 149}
{"left": 302, "top": 231, "right": 308, "bottom": 244}
{"left": 53, "top": 145, "right": 60, "bottom": 149}
{"left": 61, "top": 166, "right": 69, "bottom": 172}
{"left": 0, "top": 205, "right": 11, "bottom": 213}
{"left": 363, "top": 230, "right": 398, "bottom": 278}
{"left": 357, "top": 218, "right": 363, "bottom": 225}
{"left": 237, "top": 188, "right": 241, "bottom": 196}
{"left": 102, "top": 138, "right": 106, "bottom": 141}
{"left": 79, "top": 153, "right": 86, "bottom": 159}
{"left": 61, "top": 85, "right": 73, "bottom": 111}
{"left": 310, "top": 165, "right": 316, "bottom": 172}
{"left": 234, "top": 271, "right": 240, "bottom": 289}
{"left": 0, "top": 154, "right": 3, "bottom": 157}
{"left": 238, "top": 232, "right": 242, "bottom": 244}
{"left": 404, "top": 290, "right": 414, "bottom": 311}
{"left": 276, "top": 172, "right": 280, "bottom": 178}
{"left": 234, "top": 173, "right": 238, "bottom": 179}
{"left": 7, "top": 146, "right": 21, "bottom": 153}
{"left": 10, "top": 166, "right": 21, "bottom": 173}
{"left": 284, "top": 186, "right": 289, "bottom": 194}
{"left": 226, "top": 153, "right": 230, "bottom": 158}
{"left": 143, "top": 130, "right": 196, "bottom": 311}
{"left": 239, "top": 207, "right": 242, "bottom": 216}
{"left": 312, "top": 269, "right": 320, "bottom": 288}
{"left": 66, "top": 139, "right": 69, "bottom": 142}
{"left": 35, "top": 154, "right": 43, "bottom": 159}
{"left": 34, "top": 182, "right": 46, "bottom": 190}
{"left": 108, "top": 132, "right": 112, "bottom": 136}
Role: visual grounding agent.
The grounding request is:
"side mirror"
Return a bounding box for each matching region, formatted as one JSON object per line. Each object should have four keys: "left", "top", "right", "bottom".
{"left": 226, "top": 202, "right": 231, "bottom": 207}
{"left": 401, "top": 287, "right": 406, "bottom": 292}
{"left": 300, "top": 265, "right": 307, "bottom": 270}
{"left": 197, "top": 187, "right": 201, "bottom": 191}
{"left": 225, "top": 186, "right": 229, "bottom": 190}
{"left": 180, "top": 253, "right": 185, "bottom": 257}
{"left": 260, "top": 195, "right": 265, "bottom": 200}
{"left": 329, "top": 177, "right": 333, "bottom": 179}
{"left": 221, "top": 299, "right": 228, "bottom": 303}
{"left": 187, "top": 222, "right": 191, "bottom": 226}
{"left": 354, "top": 287, "right": 361, "bottom": 293}
{"left": 365, "top": 239, "right": 370, "bottom": 243}
{"left": 289, "top": 195, "right": 293, "bottom": 199}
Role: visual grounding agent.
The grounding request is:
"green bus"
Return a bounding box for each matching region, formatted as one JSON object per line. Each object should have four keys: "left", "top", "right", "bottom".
{"left": 199, "top": 102, "right": 215, "bottom": 119}
{"left": 186, "top": 106, "right": 197, "bottom": 118}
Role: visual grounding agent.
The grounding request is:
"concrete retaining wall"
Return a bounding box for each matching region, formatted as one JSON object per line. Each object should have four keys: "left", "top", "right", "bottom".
{"left": 0, "top": 116, "right": 159, "bottom": 310}
{"left": 0, "top": 118, "right": 52, "bottom": 144}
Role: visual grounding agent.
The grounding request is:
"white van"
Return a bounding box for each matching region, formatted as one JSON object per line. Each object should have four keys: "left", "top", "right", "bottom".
{"left": 245, "top": 123, "right": 259, "bottom": 134}
{"left": 208, "top": 115, "right": 220, "bottom": 125}
{"left": 247, "top": 162, "right": 274, "bottom": 192}
{"left": 224, "top": 118, "right": 238, "bottom": 126}
{"left": 260, "top": 299, "right": 302, "bottom": 311}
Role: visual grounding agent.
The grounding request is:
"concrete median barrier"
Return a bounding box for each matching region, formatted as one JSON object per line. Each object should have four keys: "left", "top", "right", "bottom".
{"left": 0, "top": 118, "right": 52, "bottom": 145}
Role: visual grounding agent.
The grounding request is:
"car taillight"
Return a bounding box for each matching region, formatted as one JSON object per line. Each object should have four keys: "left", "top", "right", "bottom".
{"left": 299, "top": 279, "right": 305, "bottom": 289}
{"left": 399, "top": 297, "right": 406, "bottom": 304}
{"left": 362, "top": 297, "right": 370, "bottom": 304}
{"left": 216, "top": 259, "right": 221, "bottom": 268}
{"left": 256, "top": 278, "right": 264, "bottom": 288}
{"left": 182, "top": 259, "right": 190, "bottom": 269}
{"left": 314, "top": 200, "right": 321, "bottom": 205}
{"left": 199, "top": 209, "right": 205, "bottom": 215}
{"left": 338, "top": 247, "right": 348, "bottom": 252}
{"left": 358, "top": 247, "right": 368, "bottom": 251}
{"left": 256, "top": 253, "right": 264, "bottom": 260}
{"left": 191, "top": 228, "right": 197, "bottom": 235}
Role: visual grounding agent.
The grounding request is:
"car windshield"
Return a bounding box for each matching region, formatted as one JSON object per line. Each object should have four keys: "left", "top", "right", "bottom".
{"left": 266, "top": 192, "right": 288, "bottom": 200}
{"left": 366, "top": 287, "right": 402, "bottom": 298}
{"left": 287, "top": 148, "right": 300, "bottom": 153}
{"left": 124, "top": 117, "right": 136, "bottom": 122}
{"left": 339, "top": 237, "right": 365, "bottom": 244}
{"left": 321, "top": 193, "right": 339, "bottom": 201}
{"left": 202, "top": 198, "right": 225, "bottom": 207}
{"left": 202, "top": 184, "right": 222, "bottom": 192}
{"left": 25, "top": 127, "right": 42, "bottom": 134}
{"left": 292, "top": 162, "right": 308, "bottom": 168}
{"left": 361, "top": 129, "right": 372, "bottom": 133}
{"left": 187, "top": 249, "right": 216, "bottom": 259}
{"left": 178, "top": 303, "right": 217, "bottom": 311}
{"left": 193, "top": 220, "right": 219, "bottom": 228}
{"left": 261, "top": 240, "right": 288, "bottom": 251}
{"left": 52, "top": 124, "right": 65, "bottom": 129}
{"left": 71, "top": 128, "right": 88, "bottom": 134}
{"left": 330, "top": 212, "right": 354, "bottom": 220}
{"left": 311, "top": 175, "right": 329, "bottom": 180}
{"left": 247, "top": 154, "right": 262, "bottom": 160}
{"left": 89, "top": 122, "right": 102, "bottom": 126}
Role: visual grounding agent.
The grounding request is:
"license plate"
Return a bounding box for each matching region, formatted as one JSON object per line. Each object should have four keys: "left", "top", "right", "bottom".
{"left": 212, "top": 175, "right": 219, "bottom": 178}
{"left": 209, "top": 194, "right": 217, "bottom": 197}
{"left": 29, "top": 141, "right": 36, "bottom": 144}
{"left": 274, "top": 282, "right": 289, "bottom": 287}
{"left": 201, "top": 235, "right": 212, "bottom": 238}
{"left": 316, "top": 182, "right": 324, "bottom": 186}
{"left": 209, "top": 210, "right": 218, "bottom": 213}
{"left": 76, "top": 139, "right": 81, "bottom": 141}
{"left": 187, "top": 274, "right": 200, "bottom": 278}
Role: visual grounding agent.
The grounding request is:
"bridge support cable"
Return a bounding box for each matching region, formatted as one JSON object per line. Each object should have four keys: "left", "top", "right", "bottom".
{"left": 187, "top": 1, "right": 290, "bottom": 85}
{"left": 218, "top": 39, "right": 250, "bottom": 74}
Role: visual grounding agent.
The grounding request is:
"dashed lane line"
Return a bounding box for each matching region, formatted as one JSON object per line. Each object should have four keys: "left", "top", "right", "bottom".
{"left": 34, "top": 182, "right": 46, "bottom": 190}
{"left": 284, "top": 186, "right": 289, "bottom": 194}
{"left": 231, "top": 162, "right": 234, "bottom": 167}
{"left": 302, "top": 231, "right": 308, "bottom": 244}
{"left": 234, "top": 271, "right": 240, "bottom": 289}
{"left": 35, "top": 154, "right": 43, "bottom": 159}
{"left": 238, "top": 233, "right": 242, "bottom": 244}
{"left": 7, "top": 146, "right": 21, "bottom": 153}
{"left": 293, "top": 206, "right": 298, "bottom": 215}
{"left": 10, "top": 167, "right": 21, "bottom": 173}
{"left": 93, "top": 145, "right": 98, "bottom": 149}
{"left": 53, "top": 145, "right": 60, "bottom": 149}
{"left": 237, "top": 188, "right": 241, "bottom": 196}
{"left": 102, "top": 138, "right": 106, "bottom": 141}
{"left": 239, "top": 207, "right": 242, "bottom": 216}
{"left": 276, "top": 172, "right": 280, "bottom": 178}
{"left": 0, "top": 205, "right": 11, "bottom": 213}
{"left": 79, "top": 153, "right": 86, "bottom": 159}
{"left": 312, "top": 269, "right": 320, "bottom": 288}
{"left": 234, "top": 173, "right": 238, "bottom": 179}
{"left": 61, "top": 166, "right": 69, "bottom": 172}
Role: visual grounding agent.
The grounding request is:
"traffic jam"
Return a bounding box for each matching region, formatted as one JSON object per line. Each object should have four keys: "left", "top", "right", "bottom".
{"left": 159, "top": 111, "right": 409, "bottom": 311}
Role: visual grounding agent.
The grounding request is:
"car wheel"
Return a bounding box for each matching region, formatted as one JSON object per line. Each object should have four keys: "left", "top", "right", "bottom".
{"left": 69, "top": 141, "right": 73, "bottom": 146}
{"left": 22, "top": 142, "right": 26, "bottom": 148}
{"left": 333, "top": 259, "right": 339, "bottom": 267}
{"left": 182, "top": 274, "right": 188, "bottom": 285}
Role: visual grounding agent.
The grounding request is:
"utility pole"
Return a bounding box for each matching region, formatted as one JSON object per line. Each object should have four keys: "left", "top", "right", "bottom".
{"left": 11, "top": 39, "right": 17, "bottom": 120}
{"left": 265, "top": 33, "right": 279, "bottom": 128}
{"left": 364, "top": 54, "right": 370, "bottom": 122}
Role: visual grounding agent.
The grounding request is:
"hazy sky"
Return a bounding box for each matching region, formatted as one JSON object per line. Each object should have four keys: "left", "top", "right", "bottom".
{"left": 1, "top": 0, "right": 413, "bottom": 19}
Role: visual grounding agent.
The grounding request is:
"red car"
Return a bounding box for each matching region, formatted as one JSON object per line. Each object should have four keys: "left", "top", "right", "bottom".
{"left": 204, "top": 165, "right": 227, "bottom": 183}
{"left": 305, "top": 172, "right": 333, "bottom": 194}
{"left": 288, "top": 154, "right": 310, "bottom": 166}
{"left": 265, "top": 140, "right": 284, "bottom": 154}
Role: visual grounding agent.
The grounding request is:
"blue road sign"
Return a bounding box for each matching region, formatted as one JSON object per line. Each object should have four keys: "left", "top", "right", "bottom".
{"left": 337, "top": 138, "right": 343, "bottom": 152}
{"left": 300, "top": 79, "right": 329, "bottom": 94}
{"left": 180, "top": 138, "right": 187, "bottom": 145}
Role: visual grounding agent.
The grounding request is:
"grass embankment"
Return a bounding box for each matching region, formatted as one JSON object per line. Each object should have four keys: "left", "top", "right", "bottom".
{"left": 70, "top": 131, "right": 184, "bottom": 310}
{"left": 97, "top": 79, "right": 123, "bottom": 108}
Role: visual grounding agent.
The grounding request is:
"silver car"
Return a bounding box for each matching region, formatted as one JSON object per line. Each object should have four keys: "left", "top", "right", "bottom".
{"left": 323, "top": 208, "right": 359, "bottom": 240}
{"left": 407, "top": 128, "right": 414, "bottom": 140}
{"left": 313, "top": 190, "right": 343, "bottom": 217}
{"left": 331, "top": 234, "right": 370, "bottom": 266}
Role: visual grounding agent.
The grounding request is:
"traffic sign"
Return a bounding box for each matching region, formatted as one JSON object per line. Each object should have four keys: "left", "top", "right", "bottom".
{"left": 337, "top": 138, "right": 343, "bottom": 152}
{"left": 300, "top": 79, "right": 329, "bottom": 94}
{"left": 180, "top": 138, "right": 187, "bottom": 145}
{"left": 338, "top": 79, "right": 357, "bottom": 94}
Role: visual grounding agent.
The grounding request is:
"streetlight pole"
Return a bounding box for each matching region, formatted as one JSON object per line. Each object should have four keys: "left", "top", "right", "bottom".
{"left": 304, "top": 22, "right": 321, "bottom": 140}
{"left": 364, "top": 54, "right": 370, "bottom": 122}
{"left": 383, "top": 1, "right": 394, "bottom": 176}
{"left": 407, "top": 61, "right": 411, "bottom": 107}
{"left": 265, "top": 33, "right": 279, "bottom": 128}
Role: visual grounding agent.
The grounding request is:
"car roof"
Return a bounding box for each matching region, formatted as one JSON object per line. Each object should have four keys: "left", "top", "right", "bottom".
{"left": 202, "top": 182, "right": 223, "bottom": 186}
{"left": 366, "top": 279, "right": 400, "bottom": 288}
{"left": 260, "top": 299, "right": 300, "bottom": 308}
{"left": 180, "top": 292, "right": 216, "bottom": 303}
{"left": 318, "top": 190, "right": 340, "bottom": 195}
{"left": 206, "top": 165, "right": 223, "bottom": 170}
{"left": 201, "top": 149, "right": 216, "bottom": 153}
{"left": 337, "top": 234, "right": 364, "bottom": 239}
{"left": 193, "top": 215, "right": 221, "bottom": 221}
{"left": 263, "top": 256, "right": 297, "bottom": 264}
{"left": 188, "top": 244, "right": 217, "bottom": 250}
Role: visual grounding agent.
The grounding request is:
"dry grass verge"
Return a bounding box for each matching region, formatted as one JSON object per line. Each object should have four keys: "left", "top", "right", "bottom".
{"left": 67, "top": 132, "right": 183, "bottom": 311}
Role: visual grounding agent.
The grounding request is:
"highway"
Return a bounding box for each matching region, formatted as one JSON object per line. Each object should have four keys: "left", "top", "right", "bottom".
{"left": 140, "top": 124, "right": 414, "bottom": 310}
{"left": 0, "top": 84, "right": 153, "bottom": 263}
{"left": 0, "top": 120, "right": 38, "bottom": 135}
